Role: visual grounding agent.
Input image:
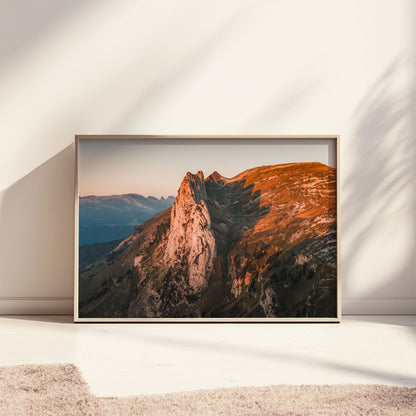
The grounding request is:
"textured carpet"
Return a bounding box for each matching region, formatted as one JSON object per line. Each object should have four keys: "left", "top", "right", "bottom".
{"left": 0, "top": 364, "right": 415, "bottom": 415}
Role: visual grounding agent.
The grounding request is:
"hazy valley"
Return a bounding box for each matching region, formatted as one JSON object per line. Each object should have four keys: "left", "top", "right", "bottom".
{"left": 79, "top": 194, "right": 175, "bottom": 245}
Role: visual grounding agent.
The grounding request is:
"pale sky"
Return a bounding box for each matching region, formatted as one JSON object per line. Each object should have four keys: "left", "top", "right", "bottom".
{"left": 78, "top": 138, "right": 336, "bottom": 198}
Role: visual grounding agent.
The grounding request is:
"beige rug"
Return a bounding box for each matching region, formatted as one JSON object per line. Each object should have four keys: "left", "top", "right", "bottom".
{"left": 0, "top": 364, "right": 415, "bottom": 415}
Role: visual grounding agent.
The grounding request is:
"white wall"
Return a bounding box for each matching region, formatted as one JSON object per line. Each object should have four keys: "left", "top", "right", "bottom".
{"left": 0, "top": 0, "right": 415, "bottom": 314}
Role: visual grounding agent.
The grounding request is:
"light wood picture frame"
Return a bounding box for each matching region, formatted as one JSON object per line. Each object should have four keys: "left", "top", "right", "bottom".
{"left": 74, "top": 135, "right": 340, "bottom": 322}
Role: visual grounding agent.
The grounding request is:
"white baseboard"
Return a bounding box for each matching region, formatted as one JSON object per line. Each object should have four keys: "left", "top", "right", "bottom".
{"left": 0, "top": 298, "right": 414, "bottom": 315}
{"left": 0, "top": 297, "right": 73, "bottom": 315}
{"left": 342, "top": 299, "right": 416, "bottom": 315}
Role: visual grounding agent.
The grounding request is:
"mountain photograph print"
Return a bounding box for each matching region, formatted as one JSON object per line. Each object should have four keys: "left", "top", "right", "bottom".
{"left": 75, "top": 137, "right": 339, "bottom": 322}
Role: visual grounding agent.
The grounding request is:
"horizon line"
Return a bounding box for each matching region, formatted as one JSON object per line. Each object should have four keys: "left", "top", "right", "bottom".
{"left": 78, "top": 161, "right": 333, "bottom": 198}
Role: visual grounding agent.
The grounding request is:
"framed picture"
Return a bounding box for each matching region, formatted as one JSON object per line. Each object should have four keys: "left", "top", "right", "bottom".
{"left": 74, "top": 136, "right": 340, "bottom": 322}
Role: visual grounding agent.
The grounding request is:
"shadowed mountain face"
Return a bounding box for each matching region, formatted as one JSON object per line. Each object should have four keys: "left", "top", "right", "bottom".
{"left": 79, "top": 194, "right": 175, "bottom": 245}
{"left": 79, "top": 163, "right": 337, "bottom": 318}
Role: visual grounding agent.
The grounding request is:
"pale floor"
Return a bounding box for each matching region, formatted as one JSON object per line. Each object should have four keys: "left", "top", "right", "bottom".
{"left": 0, "top": 315, "right": 415, "bottom": 397}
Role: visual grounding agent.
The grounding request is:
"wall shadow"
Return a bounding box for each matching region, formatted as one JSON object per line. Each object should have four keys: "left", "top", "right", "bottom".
{"left": 0, "top": 0, "right": 91, "bottom": 64}
{"left": 109, "top": 1, "right": 260, "bottom": 132}
{"left": 0, "top": 144, "right": 75, "bottom": 298}
{"left": 343, "top": 53, "right": 416, "bottom": 307}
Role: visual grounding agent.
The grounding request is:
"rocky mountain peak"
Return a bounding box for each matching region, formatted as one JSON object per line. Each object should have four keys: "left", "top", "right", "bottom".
{"left": 177, "top": 170, "right": 207, "bottom": 204}
{"left": 206, "top": 171, "right": 226, "bottom": 183}
{"left": 186, "top": 170, "right": 204, "bottom": 181}
{"left": 164, "top": 171, "right": 216, "bottom": 292}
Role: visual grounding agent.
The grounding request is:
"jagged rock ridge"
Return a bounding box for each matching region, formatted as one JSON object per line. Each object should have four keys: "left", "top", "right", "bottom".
{"left": 79, "top": 163, "right": 337, "bottom": 318}
{"left": 164, "top": 171, "right": 216, "bottom": 291}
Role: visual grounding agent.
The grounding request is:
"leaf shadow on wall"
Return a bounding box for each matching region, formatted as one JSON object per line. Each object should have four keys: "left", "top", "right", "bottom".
{"left": 0, "top": 144, "right": 75, "bottom": 301}
{"left": 343, "top": 53, "right": 416, "bottom": 310}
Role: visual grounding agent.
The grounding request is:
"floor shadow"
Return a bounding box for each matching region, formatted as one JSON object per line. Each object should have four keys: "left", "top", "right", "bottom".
{"left": 143, "top": 332, "right": 416, "bottom": 386}
{"left": 0, "top": 144, "right": 75, "bottom": 300}
{"left": 82, "top": 317, "right": 416, "bottom": 387}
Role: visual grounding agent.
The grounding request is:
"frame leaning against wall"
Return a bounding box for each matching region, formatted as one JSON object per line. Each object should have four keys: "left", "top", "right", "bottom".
{"left": 74, "top": 135, "right": 341, "bottom": 323}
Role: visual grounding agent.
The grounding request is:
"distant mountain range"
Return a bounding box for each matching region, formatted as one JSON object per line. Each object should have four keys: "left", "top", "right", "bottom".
{"left": 79, "top": 194, "right": 175, "bottom": 245}
{"left": 79, "top": 163, "right": 337, "bottom": 318}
